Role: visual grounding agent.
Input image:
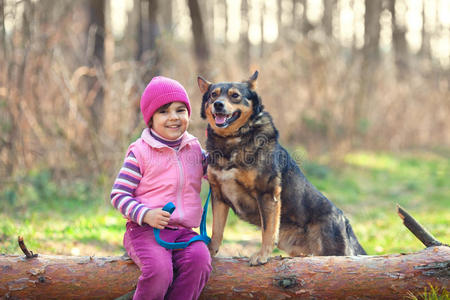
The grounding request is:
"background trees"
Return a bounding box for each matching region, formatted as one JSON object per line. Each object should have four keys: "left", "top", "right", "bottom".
{"left": 0, "top": 0, "right": 448, "bottom": 185}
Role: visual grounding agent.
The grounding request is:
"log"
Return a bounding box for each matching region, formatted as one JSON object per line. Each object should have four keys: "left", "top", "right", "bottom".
{"left": 1, "top": 246, "right": 449, "bottom": 299}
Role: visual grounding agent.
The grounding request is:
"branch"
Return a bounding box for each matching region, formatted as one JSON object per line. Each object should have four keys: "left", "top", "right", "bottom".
{"left": 18, "top": 236, "right": 38, "bottom": 258}
{"left": 397, "top": 205, "right": 447, "bottom": 247}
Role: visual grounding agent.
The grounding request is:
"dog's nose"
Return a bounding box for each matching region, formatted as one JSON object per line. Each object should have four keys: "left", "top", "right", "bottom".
{"left": 214, "top": 101, "right": 225, "bottom": 111}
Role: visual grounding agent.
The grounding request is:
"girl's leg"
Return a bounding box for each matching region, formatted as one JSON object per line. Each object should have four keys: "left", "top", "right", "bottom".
{"left": 166, "top": 229, "right": 212, "bottom": 300}
{"left": 124, "top": 222, "right": 177, "bottom": 300}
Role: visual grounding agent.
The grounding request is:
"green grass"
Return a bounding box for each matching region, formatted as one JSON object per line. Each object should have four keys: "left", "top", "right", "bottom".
{"left": 301, "top": 151, "right": 450, "bottom": 254}
{"left": 408, "top": 285, "right": 449, "bottom": 300}
{"left": 0, "top": 151, "right": 448, "bottom": 258}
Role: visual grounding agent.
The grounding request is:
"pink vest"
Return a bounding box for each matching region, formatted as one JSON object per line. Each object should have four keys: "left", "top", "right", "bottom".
{"left": 128, "top": 128, "right": 204, "bottom": 229}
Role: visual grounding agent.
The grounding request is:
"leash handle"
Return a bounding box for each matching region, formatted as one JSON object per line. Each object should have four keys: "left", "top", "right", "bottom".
{"left": 153, "top": 189, "right": 211, "bottom": 250}
{"left": 162, "top": 202, "right": 176, "bottom": 214}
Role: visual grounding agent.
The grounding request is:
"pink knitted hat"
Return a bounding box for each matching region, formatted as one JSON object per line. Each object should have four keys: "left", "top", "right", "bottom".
{"left": 140, "top": 76, "right": 191, "bottom": 124}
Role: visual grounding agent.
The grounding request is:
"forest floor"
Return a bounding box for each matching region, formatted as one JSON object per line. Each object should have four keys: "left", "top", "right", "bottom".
{"left": 1, "top": 150, "right": 449, "bottom": 258}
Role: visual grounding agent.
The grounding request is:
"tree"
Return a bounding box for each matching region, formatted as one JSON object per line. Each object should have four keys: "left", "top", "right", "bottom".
{"left": 0, "top": 0, "right": 5, "bottom": 58}
{"left": 86, "top": 0, "right": 105, "bottom": 131}
{"left": 260, "top": 0, "right": 265, "bottom": 57}
{"left": 136, "top": 0, "right": 160, "bottom": 83}
{"left": 222, "top": 0, "right": 228, "bottom": 47}
{"left": 322, "top": 0, "right": 335, "bottom": 38}
{"left": 277, "top": 0, "right": 283, "bottom": 39}
{"left": 240, "top": 0, "right": 250, "bottom": 69}
{"left": 419, "top": 0, "right": 431, "bottom": 59}
{"left": 388, "top": 0, "right": 409, "bottom": 76}
{"left": 3, "top": 208, "right": 447, "bottom": 299}
{"left": 300, "top": 0, "right": 313, "bottom": 35}
{"left": 363, "top": 0, "right": 382, "bottom": 63}
{"left": 187, "top": 0, "right": 210, "bottom": 74}
{"left": 1, "top": 246, "right": 449, "bottom": 299}
{"left": 292, "top": 0, "right": 298, "bottom": 29}
{"left": 161, "top": 0, "right": 173, "bottom": 33}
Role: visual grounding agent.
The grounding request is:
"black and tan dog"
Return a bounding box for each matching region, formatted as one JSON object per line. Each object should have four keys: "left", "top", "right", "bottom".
{"left": 198, "top": 71, "right": 366, "bottom": 265}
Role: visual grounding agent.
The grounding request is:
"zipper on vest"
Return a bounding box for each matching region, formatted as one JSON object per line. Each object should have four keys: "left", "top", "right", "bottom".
{"left": 174, "top": 150, "right": 185, "bottom": 221}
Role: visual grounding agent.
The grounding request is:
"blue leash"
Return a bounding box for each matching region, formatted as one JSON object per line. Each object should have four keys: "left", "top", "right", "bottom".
{"left": 153, "top": 189, "right": 211, "bottom": 250}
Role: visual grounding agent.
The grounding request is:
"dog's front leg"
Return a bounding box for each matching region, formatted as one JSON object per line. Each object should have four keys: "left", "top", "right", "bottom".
{"left": 249, "top": 191, "right": 281, "bottom": 266}
{"left": 209, "top": 196, "right": 229, "bottom": 257}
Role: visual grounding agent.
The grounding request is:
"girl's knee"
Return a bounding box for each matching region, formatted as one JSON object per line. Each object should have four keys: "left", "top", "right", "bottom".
{"left": 185, "top": 243, "right": 212, "bottom": 271}
{"left": 140, "top": 260, "right": 173, "bottom": 286}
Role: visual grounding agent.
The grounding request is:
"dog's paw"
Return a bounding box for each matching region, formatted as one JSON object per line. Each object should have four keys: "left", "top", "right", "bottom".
{"left": 249, "top": 251, "right": 270, "bottom": 266}
{"left": 208, "top": 243, "right": 219, "bottom": 257}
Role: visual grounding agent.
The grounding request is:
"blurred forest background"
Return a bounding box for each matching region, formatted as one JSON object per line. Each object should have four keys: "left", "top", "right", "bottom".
{"left": 0, "top": 0, "right": 448, "bottom": 257}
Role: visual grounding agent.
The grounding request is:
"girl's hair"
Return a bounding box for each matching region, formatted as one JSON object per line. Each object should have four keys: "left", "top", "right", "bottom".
{"left": 148, "top": 102, "right": 187, "bottom": 127}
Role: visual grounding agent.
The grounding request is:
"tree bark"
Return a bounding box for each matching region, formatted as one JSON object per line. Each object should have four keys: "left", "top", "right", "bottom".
{"left": 223, "top": 0, "right": 228, "bottom": 47}
{"left": 277, "top": 0, "right": 282, "bottom": 39}
{"left": 187, "top": 0, "right": 210, "bottom": 73}
{"left": 397, "top": 205, "right": 446, "bottom": 248}
{"left": 0, "top": 0, "right": 6, "bottom": 58}
{"left": 419, "top": 0, "right": 431, "bottom": 59}
{"left": 300, "top": 0, "right": 313, "bottom": 35}
{"left": 240, "top": 0, "right": 250, "bottom": 70}
{"left": 1, "top": 246, "right": 449, "bottom": 299}
{"left": 161, "top": 0, "right": 173, "bottom": 33}
{"left": 137, "top": 0, "right": 160, "bottom": 83}
{"left": 260, "top": 0, "right": 265, "bottom": 58}
{"left": 388, "top": 0, "right": 409, "bottom": 77}
{"left": 363, "top": 0, "right": 382, "bottom": 63}
{"left": 86, "top": 0, "right": 105, "bottom": 132}
{"left": 292, "top": 0, "right": 298, "bottom": 29}
{"left": 322, "top": 0, "right": 335, "bottom": 38}
{"left": 147, "top": 0, "right": 158, "bottom": 56}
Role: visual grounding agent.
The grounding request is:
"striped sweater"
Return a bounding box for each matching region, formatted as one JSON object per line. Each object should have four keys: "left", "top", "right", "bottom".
{"left": 111, "top": 131, "right": 208, "bottom": 225}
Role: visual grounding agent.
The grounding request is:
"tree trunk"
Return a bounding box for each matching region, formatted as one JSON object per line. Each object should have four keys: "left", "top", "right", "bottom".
{"left": 136, "top": 0, "right": 144, "bottom": 61}
{"left": 356, "top": 0, "right": 382, "bottom": 145}
{"left": 300, "top": 0, "right": 313, "bottom": 35}
{"left": 388, "top": 0, "right": 409, "bottom": 77}
{"left": 0, "top": 0, "right": 5, "bottom": 58}
{"left": 1, "top": 246, "right": 449, "bottom": 299}
{"left": 205, "top": 0, "right": 215, "bottom": 48}
{"left": 161, "top": 0, "right": 173, "bottom": 33}
{"left": 136, "top": 0, "right": 160, "bottom": 85}
{"left": 147, "top": 0, "right": 158, "bottom": 56}
{"left": 292, "top": 0, "right": 298, "bottom": 29}
{"left": 187, "top": 0, "right": 210, "bottom": 74}
{"left": 223, "top": 0, "right": 228, "bottom": 47}
{"left": 322, "top": 0, "right": 334, "bottom": 38}
{"left": 419, "top": 0, "right": 431, "bottom": 59}
{"left": 363, "top": 0, "right": 382, "bottom": 63}
{"left": 260, "top": 0, "right": 265, "bottom": 58}
{"left": 277, "top": 0, "right": 282, "bottom": 39}
{"left": 86, "top": 0, "right": 105, "bottom": 132}
{"left": 240, "top": 0, "right": 250, "bottom": 70}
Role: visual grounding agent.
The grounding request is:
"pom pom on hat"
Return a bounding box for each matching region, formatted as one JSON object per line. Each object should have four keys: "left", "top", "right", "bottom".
{"left": 140, "top": 76, "right": 191, "bottom": 124}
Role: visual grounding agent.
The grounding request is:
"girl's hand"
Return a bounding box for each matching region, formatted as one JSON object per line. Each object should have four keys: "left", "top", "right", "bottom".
{"left": 143, "top": 209, "right": 171, "bottom": 229}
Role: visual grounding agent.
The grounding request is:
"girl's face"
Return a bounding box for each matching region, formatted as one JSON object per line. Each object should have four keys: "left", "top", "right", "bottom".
{"left": 151, "top": 101, "right": 189, "bottom": 140}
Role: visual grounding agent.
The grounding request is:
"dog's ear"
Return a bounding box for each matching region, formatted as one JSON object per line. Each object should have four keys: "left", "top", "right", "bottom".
{"left": 197, "top": 76, "right": 212, "bottom": 94}
{"left": 246, "top": 70, "right": 258, "bottom": 90}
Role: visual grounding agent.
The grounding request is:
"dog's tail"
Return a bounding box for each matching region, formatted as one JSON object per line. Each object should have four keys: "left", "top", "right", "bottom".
{"left": 345, "top": 218, "right": 367, "bottom": 255}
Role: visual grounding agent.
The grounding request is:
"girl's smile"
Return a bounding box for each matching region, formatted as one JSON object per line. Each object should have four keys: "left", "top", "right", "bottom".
{"left": 151, "top": 101, "right": 189, "bottom": 141}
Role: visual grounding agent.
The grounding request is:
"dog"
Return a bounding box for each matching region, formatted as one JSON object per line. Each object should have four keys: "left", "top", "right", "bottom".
{"left": 197, "top": 71, "right": 366, "bottom": 266}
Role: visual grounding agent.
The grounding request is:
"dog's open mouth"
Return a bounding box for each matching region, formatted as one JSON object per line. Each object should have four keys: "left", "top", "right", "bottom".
{"left": 213, "top": 111, "right": 241, "bottom": 128}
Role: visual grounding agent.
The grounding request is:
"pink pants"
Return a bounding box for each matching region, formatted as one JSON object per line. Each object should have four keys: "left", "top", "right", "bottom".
{"left": 124, "top": 222, "right": 212, "bottom": 300}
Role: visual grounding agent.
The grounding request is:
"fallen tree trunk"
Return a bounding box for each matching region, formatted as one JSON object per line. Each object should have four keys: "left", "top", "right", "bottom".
{"left": 1, "top": 246, "right": 449, "bottom": 299}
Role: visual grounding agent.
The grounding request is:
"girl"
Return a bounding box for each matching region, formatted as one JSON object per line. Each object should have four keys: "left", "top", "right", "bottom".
{"left": 111, "top": 76, "right": 211, "bottom": 300}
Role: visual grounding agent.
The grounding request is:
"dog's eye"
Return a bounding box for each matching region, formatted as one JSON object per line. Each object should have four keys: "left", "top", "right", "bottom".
{"left": 231, "top": 93, "right": 239, "bottom": 98}
{"left": 211, "top": 92, "right": 218, "bottom": 98}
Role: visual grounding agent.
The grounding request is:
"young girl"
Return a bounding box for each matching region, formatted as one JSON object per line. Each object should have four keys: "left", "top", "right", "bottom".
{"left": 111, "top": 76, "right": 211, "bottom": 300}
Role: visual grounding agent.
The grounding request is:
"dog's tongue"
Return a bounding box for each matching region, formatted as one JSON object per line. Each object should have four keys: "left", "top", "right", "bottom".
{"left": 215, "top": 115, "right": 227, "bottom": 125}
